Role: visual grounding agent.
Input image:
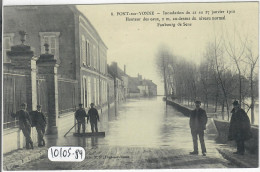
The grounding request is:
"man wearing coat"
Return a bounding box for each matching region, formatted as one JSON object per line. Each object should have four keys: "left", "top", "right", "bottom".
{"left": 32, "top": 105, "right": 47, "bottom": 147}
{"left": 189, "top": 100, "right": 208, "bottom": 156}
{"left": 228, "top": 100, "right": 251, "bottom": 155}
{"left": 11, "top": 103, "right": 34, "bottom": 149}
{"left": 75, "top": 103, "right": 88, "bottom": 134}
{"left": 87, "top": 103, "right": 100, "bottom": 133}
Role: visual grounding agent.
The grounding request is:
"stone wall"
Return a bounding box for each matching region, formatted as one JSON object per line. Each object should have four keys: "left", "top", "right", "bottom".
{"left": 3, "top": 128, "right": 38, "bottom": 154}
{"left": 166, "top": 99, "right": 259, "bottom": 155}
{"left": 214, "top": 119, "right": 258, "bottom": 154}
{"left": 166, "top": 100, "right": 191, "bottom": 117}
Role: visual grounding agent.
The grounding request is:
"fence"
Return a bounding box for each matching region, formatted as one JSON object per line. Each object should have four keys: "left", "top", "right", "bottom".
{"left": 37, "top": 76, "right": 48, "bottom": 116}
{"left": 58, "top": 78, "right": 78, "bottom": 115}
{"left": 3, "top": 73, "right": 27, "bottom": 129}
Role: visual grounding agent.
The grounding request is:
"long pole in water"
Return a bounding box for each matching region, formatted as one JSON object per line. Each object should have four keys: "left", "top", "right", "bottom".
{"left": 64, "top": 122, "right": 78, "bottom": 137}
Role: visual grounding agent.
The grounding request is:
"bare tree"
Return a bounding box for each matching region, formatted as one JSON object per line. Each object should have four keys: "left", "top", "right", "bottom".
{"left": 224, "top": 27, "right": 248, "bottom": 104}
{"left": 206, "top": 36, "right": 231, "bottom": 120}
{"left": 244, "top": 44, "right": 259, "bottom": 124}
{"left": 156, "top": 46, "right": 171, "bottom": 99}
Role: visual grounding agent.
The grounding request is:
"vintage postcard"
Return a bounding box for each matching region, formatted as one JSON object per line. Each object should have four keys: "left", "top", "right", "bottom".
{"left": 1, "top": 0, "right": 259, "bottom": 171}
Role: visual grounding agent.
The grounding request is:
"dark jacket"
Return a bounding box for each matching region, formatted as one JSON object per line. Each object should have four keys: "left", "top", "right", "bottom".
{"left": 87, "top": 108, "right": 99, "bottom": 123}
{"left": 228, "top": 108, "right": 252, "bottom": 141}
{"left": 31, "top": 110, "right": 47, "bottom": 128}
{"left": 189, "top": 108, "right": 207, "bottom": 131}
{"left": 75, "top": 108, "right": 88, "bottom": 122}
{"left": 11, "top": 109, "right": 32, "bottom": 129}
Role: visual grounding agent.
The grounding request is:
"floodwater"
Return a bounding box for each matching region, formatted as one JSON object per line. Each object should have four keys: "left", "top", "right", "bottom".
{"left": 45, "top": 97, "right": 219, "bottom": 155}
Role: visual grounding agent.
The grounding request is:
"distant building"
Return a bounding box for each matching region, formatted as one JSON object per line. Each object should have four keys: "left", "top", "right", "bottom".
{"left": 128, "top": 73, "right": 157, "bottom": 97}
{"left": 107, "top": 62, "right": 128, "bottom": 103}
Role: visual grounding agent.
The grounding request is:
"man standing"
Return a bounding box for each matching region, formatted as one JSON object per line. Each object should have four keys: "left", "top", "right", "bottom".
{"left": 32, "top": 105, "right": 47, "bottom": 147}
{"left": 228, "top": 100, "right": 251, "bottom": 155}
{"left": 189, "top": 100, "right": 208, "bottom": 156}
{"left": 75, "top": 103, "right": 88, "bottom": 134}
{"left": 87, "top": 103, "right": 100, "bottom": 133}
{"left": 11, "top": 103, "right": 34, "bottom": 149}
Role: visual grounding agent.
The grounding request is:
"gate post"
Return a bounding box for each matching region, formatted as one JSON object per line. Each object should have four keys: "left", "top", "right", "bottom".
{"left": 7, "top": 31, "right": 38, "bottom": 112}
{"left": 37, "top": 43, "right": 59, "bottom": 134}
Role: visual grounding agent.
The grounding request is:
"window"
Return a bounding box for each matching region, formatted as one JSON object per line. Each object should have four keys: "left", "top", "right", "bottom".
{"left": 81, "top": 36, "right": 86, "bottom": 65}
{"left": 3, "top": 33, "right": 14, "bottom": 63}
{"left": 84, "top": 77, "right": 87, "bottom": 107}
{"left": 104, "top": 82, "right": 107, "bottom": 102}
{"left": 96, "top": 47, "right": 99, "bottom": 70}
{"left": 97, "top": 78, "right": 99, "bottom": 105}
{"left": 87, "top": 77, "right": 91, "bottom": 107}
{"left": 86, "top": 40, "right": 90, "bottom": 66}
{"left": 93, "top": 45, "right": 96, "bottom": 69}
{"left": 39, "top": 32, "right": 60, "bottom": 59}
{"left": 100, "top": 55, "right": 103, "bottom": 73}
{"left": 94, "top": 78, "right": 97, "bottom": 105}
{"left": 90, "top": 45, "right": 93, "bottom": 67}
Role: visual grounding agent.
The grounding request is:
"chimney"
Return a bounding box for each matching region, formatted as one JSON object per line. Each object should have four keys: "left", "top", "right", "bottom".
{"left": 124, "top": 65, "right": 126, "bottom": 74}
{"left": 138, "top": 74, "right": 142, "bottom": 81}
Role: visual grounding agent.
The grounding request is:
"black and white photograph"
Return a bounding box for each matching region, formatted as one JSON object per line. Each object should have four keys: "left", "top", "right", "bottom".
{"left": 1, "top": 0, "right": 259, "bottom": 170}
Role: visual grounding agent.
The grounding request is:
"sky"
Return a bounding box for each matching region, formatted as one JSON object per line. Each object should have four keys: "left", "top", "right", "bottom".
{"left": 76, "top": 2, "right": 258, "bottom": 95}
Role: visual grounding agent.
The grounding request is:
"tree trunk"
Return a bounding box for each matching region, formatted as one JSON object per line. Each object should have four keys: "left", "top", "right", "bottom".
{"left": 163, "top": 57, "right": 168, "bottom": 104}
{"left": 225, "top": 97, "right": 230, "bottom": 121}
{"left": 215, "top": 94, "right": 218, "bottom": 113}
{"left": 250, "top": 69, "right": 255, "bottom": 124}
{"left": 221, "top": 100, "right": 225, "bottom": 120}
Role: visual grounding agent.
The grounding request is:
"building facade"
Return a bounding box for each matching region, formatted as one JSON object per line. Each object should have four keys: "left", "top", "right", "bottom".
{"left": 3, "top": 5, "right": 109, "bottom": 152}
{"left": 128, "top": 74, "right": 157, "bottom": 97}
{"left": 107, "top": 62, "right": 128, "bottom": 103}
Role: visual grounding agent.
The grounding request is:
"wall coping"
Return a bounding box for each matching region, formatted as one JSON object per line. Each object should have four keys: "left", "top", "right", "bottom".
{"left": 214, "top": 119, "right": 259, "bottom": 130}
{"left": 3, "top": 127, "right": 20, "bottom": 135}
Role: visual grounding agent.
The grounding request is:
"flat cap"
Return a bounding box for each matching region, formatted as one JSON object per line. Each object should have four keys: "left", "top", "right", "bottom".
{"left": 232, "top": 100, "right": 239, "bottom": 106}
{"left": 195, "top": 100, "right": 201, "bottom": 104}
{"left": 21, "top": 103, "right": 27, "bottom": 106}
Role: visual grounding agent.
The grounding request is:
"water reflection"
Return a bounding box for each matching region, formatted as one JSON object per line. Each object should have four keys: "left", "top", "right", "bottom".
{"left": 45, "top": 97, "right": 218, "bottom": 153}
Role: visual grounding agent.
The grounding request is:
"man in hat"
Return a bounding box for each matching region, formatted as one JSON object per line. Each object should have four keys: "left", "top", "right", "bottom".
{"left": 189, "top": 100, "right": 208, "bottom": 156}
{"left": 228, "top": 100, "right": 251, "bottom": 155}
{"left": 75, "top": 103, "right": 88, "bottom": 134}
{"left": 11, "top": 103, "right": 34, "bottom": 149}
{"left": 87, "top": 103, "right": 100, "bottom": 133}
{"left": 31, "top": 105, "right": 47, "bottom": 147}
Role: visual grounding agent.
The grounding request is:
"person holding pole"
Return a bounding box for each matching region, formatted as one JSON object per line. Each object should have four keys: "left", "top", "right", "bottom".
{"left": 87, "top": 103, "right": 100, "bottom": 133}
{"left": 75, "top": 103, "right": 88, "bottom": 134}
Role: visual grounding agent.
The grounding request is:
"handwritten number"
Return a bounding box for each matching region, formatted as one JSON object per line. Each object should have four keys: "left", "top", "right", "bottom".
{"left": 68, "top": 147, "right": 71, "bottom": 157}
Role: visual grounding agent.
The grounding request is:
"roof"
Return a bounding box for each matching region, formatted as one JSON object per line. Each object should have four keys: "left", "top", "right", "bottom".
{"left": 69, "top": 5, "right": 108, "bottom": 49}
{"left": 144, "top": 79, "right": 157, "bottom": 87}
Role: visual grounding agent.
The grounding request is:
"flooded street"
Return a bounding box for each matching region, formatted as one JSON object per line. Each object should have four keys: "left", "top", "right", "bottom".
{"left": 49, "top": 97, "right": 217, "bottom": 152}
{"left": 14, "top": 97, "right": 235, "bottom": 170}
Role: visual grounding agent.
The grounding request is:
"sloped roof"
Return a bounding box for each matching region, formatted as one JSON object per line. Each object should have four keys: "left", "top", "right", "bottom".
{"left": 144, "top": 79, "right": 157, "bottom": 87}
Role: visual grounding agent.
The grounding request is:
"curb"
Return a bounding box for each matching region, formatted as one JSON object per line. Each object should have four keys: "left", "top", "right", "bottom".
{"left": 217, "top": 148, "right": 258, "bottom": 168}
{"left": 3, "top": 149, "right": 47, "bottom": 171}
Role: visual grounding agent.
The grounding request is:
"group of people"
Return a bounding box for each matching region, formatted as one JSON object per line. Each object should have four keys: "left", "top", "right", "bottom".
{"left": 189, "top": 100, "right": 252, "bottom": 156}
{"left": 11, "top": 102, "right": 100, "bottom": 150}
{"left": 11, "top": 103, "right": 46, "bottom": 149}
{"left": 75, "top": 103, "right": 100, "bottom": 134}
